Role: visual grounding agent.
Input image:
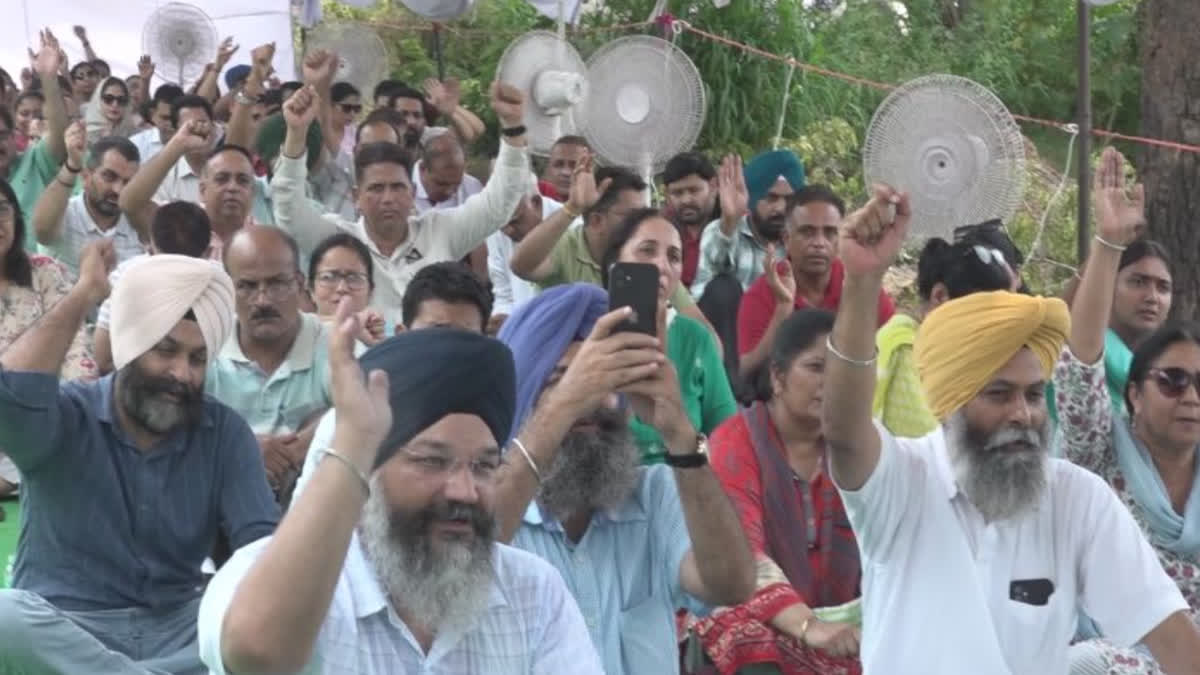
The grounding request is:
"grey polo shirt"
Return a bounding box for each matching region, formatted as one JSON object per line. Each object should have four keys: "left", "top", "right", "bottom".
{"left": 0, "top": 370, "right": 280, "bottom": 611}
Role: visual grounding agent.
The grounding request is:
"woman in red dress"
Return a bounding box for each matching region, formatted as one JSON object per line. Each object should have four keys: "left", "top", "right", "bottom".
{"left": 693, "top": 309, "right": 862, "bottom": 675}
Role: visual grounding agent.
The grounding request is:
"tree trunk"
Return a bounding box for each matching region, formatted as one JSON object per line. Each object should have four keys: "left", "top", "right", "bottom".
{"left": 1139, "top": 0, "right": 1200, "bottom": 319}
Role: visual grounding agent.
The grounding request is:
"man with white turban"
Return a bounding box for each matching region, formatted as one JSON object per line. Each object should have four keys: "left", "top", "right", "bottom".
{"left": 819, "top": 186, "right": 1200, "bottom": 674}
{"left": 0, "top": 242, "right": 280, "bottom": 674}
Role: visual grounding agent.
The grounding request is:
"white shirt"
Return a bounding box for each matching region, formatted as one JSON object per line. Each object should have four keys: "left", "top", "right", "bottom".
{"left": 270, "top": 139, "right": 530, "bottom": 328}
{"left": 129, "top": 127, "right": 166, "bottom": 164}
{"left": 839, "top": 422, "right": 1187, "bottom": 675}
{"left": 197, "top": 532, "right": 604, "bottom": 674}
{"left": 37, "top": 195, "right": 145, "bottom": 276}
{"left": 153, "top": 154, "right": 202, "bottom": 205}
{"left": 412, "top": 159, "right": 484, "bottom": 215}
{"left": 486, "top": 196, "right": 560, "bottom": 316}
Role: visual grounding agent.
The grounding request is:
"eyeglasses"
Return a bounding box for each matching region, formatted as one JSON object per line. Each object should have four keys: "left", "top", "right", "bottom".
{"left": 1148, "top": 368, "right": 1200, "bottom": 399}
{"left": 234, "top": 276, "right": 296, "bottom": 300}
{"left": 101, "top": 95, "right": 129, "bottom": 107}
{"left": 339, "top": 103, "right": 363, "bottom": 115}
{"left": 399, "top": 448, "right": 501, "bottom": 481}
{"left": 315, "top": 270, "right": 369, "bottom": 290}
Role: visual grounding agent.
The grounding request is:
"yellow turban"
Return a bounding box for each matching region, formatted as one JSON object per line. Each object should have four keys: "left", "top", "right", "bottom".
{"left": 914, "top": 291, "right": 1070, "bottom": 420}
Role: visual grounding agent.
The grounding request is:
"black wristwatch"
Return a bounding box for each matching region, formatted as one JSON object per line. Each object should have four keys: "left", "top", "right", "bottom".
{"left": 500, "top": 125, "right": 527, "bottom": 137}
{"left": 664, "top": 434, "right": 709, "bottom": 469}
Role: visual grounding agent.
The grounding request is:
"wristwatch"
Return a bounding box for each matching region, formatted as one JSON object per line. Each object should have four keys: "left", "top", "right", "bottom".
{"left": 234, "top": 90, "right": 257, "bottom": 107}
{"left": 664, "top": 433, "right": 708, "bottom": 469}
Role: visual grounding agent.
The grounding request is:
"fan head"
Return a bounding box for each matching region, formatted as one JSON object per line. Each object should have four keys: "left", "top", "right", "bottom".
{"left": 862, "top": 74, "right": 1025, "bottom": 241}
{"left": 582, "top": 35, "right": 706, "bottom": 176}
{"left": 142, "top": 2, "right": 218, "bottom": 86}
{"left": 495, "top": 30, "right": 589, "bottom": 157}
{"left": 306, "top": 23, "right": 391, "bottom": 99}
{"left": 398, "top": 0, "right": 478, "bottom": 21}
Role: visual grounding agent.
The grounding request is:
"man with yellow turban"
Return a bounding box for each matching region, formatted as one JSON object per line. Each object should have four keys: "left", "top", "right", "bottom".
{"left": 0, "top": 243, "right": 280, "bottom": 673}
{"left": 818, "top": 186, "right": 1200, "bottom": 674}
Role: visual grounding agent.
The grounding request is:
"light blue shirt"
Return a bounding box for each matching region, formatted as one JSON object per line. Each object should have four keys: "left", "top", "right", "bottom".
{"left": 205, "top": 312, "right": 332, "bottom": 435}
{"left": 198, "top": 533, "right": 604, "bottom": 674}
{"left": 513, "top": 465, "right": 704, "bottom": 675}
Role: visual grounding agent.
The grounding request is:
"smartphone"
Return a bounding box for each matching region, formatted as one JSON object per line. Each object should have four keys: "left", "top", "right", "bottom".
{"left": 607, "top": 262, "right": 659, "bottom": 336}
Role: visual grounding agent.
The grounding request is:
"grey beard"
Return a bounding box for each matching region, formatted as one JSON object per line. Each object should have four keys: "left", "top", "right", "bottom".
{"left": 358, "top": 477, "right": 494, "bottom": 632}
{"left": 944, "top": 410, "right": 1050, "bottom": 523}
{"left": 538, "top": 415, "right": 642, "bottom": 522}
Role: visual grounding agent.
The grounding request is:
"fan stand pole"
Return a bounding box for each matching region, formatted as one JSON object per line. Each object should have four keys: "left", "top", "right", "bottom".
{"left": 1075, "top": 0, "right": 1092, "bottom": 265}
{"left": 433, "top": 24, "right": 446, "bottom": 81}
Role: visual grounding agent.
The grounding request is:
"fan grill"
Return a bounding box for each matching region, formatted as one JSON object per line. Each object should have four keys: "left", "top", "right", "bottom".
{"left": 495, "top": 30, "right": 589, "bottom": 157}
{"left": 306, "top": 23, "right": 390, "bottom": 97}
{"left": 863, "top": 74, "right": 1025, "bottom": 240}
{"left": 142, "top": 2, "right": 218, "bottom": 86}
{"left": 583, "top": 36, "right": 706, "bottom": 174}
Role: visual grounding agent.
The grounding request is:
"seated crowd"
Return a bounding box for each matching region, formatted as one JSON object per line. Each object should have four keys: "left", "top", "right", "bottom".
{"left": 0, "top": 24, "right": 1198, "bottom": 675}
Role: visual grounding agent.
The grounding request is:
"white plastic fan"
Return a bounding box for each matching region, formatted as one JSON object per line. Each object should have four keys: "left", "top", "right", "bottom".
{"left": 862, "top": 74, "right": 1025, "bottom": 241}
{"left": 582, "top": 35, "right": 706, "bottom": 182}
{"left": 142, "top": 2, "right": 218, "bottom": 86}
{"left": 398, "top": 0, "right": 477, "bottom": 20}
{"left": 495, "top": 30, "right": 589, "bottom": 157}
{"left": 305, "top": 23, "right": 390, "bottom": 97}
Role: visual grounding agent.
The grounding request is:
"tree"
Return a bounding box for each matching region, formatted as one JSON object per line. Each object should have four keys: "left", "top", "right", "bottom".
{"left": 1139, "top": 0, "right": 1200, "bottom": 318}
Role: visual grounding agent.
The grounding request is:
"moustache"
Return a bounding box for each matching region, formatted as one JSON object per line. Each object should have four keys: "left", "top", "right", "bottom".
{"left": 250, "top": 307, "right": 281, "bottom": 321}
{"left": 406, "top": 499, "right": 493, "bottom": 539}
{"left": 984, "top": 427, "right": 1043, "bottom": 453}
{"left": 573, "top": 405, "right": 628, "bottom": 434}
{"left": 141, "top": 373, "right": 200, "bottom": 403}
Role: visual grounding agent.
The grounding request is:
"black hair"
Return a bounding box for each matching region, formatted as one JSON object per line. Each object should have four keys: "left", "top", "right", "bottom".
{"left": 387, "top": 84, "right": 426, "bottom": 107}
{"left": 787, "top": 184, "right": 845, "bottom": 218}
{"left": 151, "top": 201, "right": 212, "bottom": 257}
{"left": 401, "top": 261, "right": 492, "bottom": 331}
{"left": 98, "top": 76, "right": 129, "bottom": 99}
{"left": 954, "top": 219, "right": 1025, "bottom": 267}
{"left": 1118, "top": 238, "right": 1172, "bottom": 276}
{"left": 86, "top": 136, "right": 140, "bottom": 170}
{"left": 373, "top": 79, "right": 405, "bottom": 101}
{"left": 586, "top": 167, "right": 647, "bottom": 220}
{"left": 0, "top": 108, "right": 13, "bottom": 134}
{"left": 552, "top": 135, "right": 590, "bottom": 151}
{"left": 69, "top": 62, "right": 95, "bottom": 78}
{"left": 260, "top": 89, "right": 283, "bottom": 111}
{"left": 916, "top": 237, "right": 1013, "bottom": 302}
{"left": 1125, "top": 320, "right": 1200, "bottom": 416}
{"left": 354, "top": 141, "right": 413, "bottom": 183}
{"left": 170, "top": 94, "right": 214, "bottom": 129}
{"left": 205, "top": 143, "right": 255, "bottom": 171}
{"left": 662, "top": 152, "right": 716, "bottom": 186}
{"left": 757, "top": 309, "right": 836, "bottom": 402}
{"left": 152, "top": 84, "right": 185, "bottom": 106}
{"left": 331, "top": 82, "right": 361, "bottom": 104}
{"left": 0, "top": 179, "right": 31, "bottom": 288}
{"left": 280, "top": 81, "right": 304, "bottom": 98}
{"left": 599, "top": 207, "right": 665, "bottom": 288}
{"left": 92, "top": 59, "right": 110, "bottom": 74}
{"left": 15, "top": 91, "right": 44, "bottom": 108}
{"left": 355, "top": 109, "right": 404, "bottom": 145}
{"left": 308, "top": 232, "right": 375, "bottom": 292}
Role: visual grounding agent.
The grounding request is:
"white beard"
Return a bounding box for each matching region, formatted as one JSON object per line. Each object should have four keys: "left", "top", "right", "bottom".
{"left": 944, "top": 410, "right": 1050, "bottom": 523}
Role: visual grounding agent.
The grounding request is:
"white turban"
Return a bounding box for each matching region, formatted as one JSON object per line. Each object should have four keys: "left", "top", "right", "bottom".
{"left": 109, "top": 255, "right": 236, "bottom": 370}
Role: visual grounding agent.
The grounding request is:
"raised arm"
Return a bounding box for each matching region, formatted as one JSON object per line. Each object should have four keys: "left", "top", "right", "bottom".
{"left": 272, "top": 86, "right": 340, "bottom": 255}
{"left": 216, "top": 299, "right": 391, "bottom": 674}
{"left": 424, "top": 78, "right": 483, "bottom": 144}
{"left": 1068, "top": 147, "right": 1146, "bottom": 364}
{"left": 72, "top": 26, "right": 99, "bottom": 64}
{"left": 226, "top": 43, "right": 273, "bottom": 150}
{"left": 197, "top": 38, "right": 237, "bottom": 104}
{"left": 34, "top": 30, "right": 69, "bottom": 165}
{"left": 737, "top": 245, "right": 796, "bottom": 375}
{"left": 432, "top": 82, "right": 529, "bottom": 260}
{"left": 302, "top": 49, "right": 337, "bottom": 158}
{"left": 118, "top": 119, "right": 213, "bottom": 231}
{"left": 510, "top": 152, "right": 600, "bottom": 282}
{"left": 822, "top": 186, "right": 910, "bottom": 491}
{"left": 32, "top": 122, "right": 86, "bottom": 246}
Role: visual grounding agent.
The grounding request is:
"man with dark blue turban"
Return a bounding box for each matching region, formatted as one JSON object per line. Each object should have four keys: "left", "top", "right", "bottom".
{"left": 197, "top": 302, "right": 603, "bottom": 674}
{"left": 493, "top": 283, "right": 756, "bottom": 675}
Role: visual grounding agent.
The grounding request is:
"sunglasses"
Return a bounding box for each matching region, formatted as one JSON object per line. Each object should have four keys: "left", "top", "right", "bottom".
{"left": 102, "top": 94, "right": 129, "bottom": 107}
{"left": 339, "top": 103, "right": 363, "bottom": 115}
{"left": 1148, "top": 368, "right": 1200, "bottom": 399}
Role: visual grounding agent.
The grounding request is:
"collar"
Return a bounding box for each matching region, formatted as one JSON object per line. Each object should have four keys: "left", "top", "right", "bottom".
{"left": 72, "top": 195, "right": 134, "bottom": 237}
{"left": 571, "top": 226, "right": 601, "bottom": 271}
{"left": 346, "top": 533, "right": 508, "bottom": 621}
{"left": 353, "top": 216, "right": 417, "bottom": 263}
{"left": 96, "top": 372, "right": 216, "bottom": 430}
{"left": 931, "top": 427, "right": 962, "bottom": 501}
{"left": 174, "top": 154, "right": 201, "bottom": 180}
{"left": 221, "top": 312, "right": 322, "bottom": 374}
{"left": 413, "top": 160, "right": 431, "bottom": 201}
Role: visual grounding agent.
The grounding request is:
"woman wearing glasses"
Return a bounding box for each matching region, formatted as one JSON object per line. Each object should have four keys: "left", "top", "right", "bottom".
{"left": 307, "top": 232, "right": 386, "bottom": 353}
{"left": 85, "top": 76, "right": 137, "bottom": 148}
{"left": 1056, "top": 148, "right": 1199, "bottom": 674}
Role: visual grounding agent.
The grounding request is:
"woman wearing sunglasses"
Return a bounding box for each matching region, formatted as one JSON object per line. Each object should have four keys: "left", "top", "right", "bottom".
{"left": 84, "top": 76, "right": 137, "bottom": 149}
{"left": 1055, "top": 148, "right": 1200, "bottom": 673}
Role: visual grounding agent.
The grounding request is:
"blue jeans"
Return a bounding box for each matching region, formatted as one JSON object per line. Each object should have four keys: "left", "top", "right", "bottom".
{"left": 0, "top": 589, "right": 203, "bottom": 674}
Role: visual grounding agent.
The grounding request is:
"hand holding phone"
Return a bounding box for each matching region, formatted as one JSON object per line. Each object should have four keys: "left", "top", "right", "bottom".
{"left": 607, "top": 262, "right": 659, "bottom": 336}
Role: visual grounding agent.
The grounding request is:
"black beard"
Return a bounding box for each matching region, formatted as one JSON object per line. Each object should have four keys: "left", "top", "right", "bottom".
{"left": 751, "top": 211, "right": 786, "bottom": 242}
{"left": 538, "top": 406, "right": 641, "bottom": 521}
{"left": 116, "top": 361, "right": 204, "bottom": 435}
{"left": 89, "top": 192, "right": 121, "bottom": 218}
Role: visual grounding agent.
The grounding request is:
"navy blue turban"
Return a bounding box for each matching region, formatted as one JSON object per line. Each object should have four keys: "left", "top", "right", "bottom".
{"left": 359, "top": 328, "right": 516, "bottom": 469}
{"left": 497, "top": 283, "right": 608, "bottom": 432}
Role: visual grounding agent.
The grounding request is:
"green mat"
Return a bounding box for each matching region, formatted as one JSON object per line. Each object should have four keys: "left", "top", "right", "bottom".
{"left": 0, "top": 498, "right": 19, "bottom": 588}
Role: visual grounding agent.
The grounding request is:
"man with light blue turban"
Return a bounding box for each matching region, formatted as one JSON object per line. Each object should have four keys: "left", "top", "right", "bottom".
{"left": 493, "top": 283, "right": 756, "bottom": 675}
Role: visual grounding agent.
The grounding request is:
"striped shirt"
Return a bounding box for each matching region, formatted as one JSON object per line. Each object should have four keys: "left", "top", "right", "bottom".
{"left": 198, "top": 533, "right": 604, "bottom": 674}
{"left": 691, "top": 215, "right": 768, "bottom": 298}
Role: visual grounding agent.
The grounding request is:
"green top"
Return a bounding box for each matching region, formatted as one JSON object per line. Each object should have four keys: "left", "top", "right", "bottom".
{"left": 10, "top": 140, "right": 61, "bottom": 251}
{"left": 634, "top": 314, "right": 738, "bottom": 464}
{"left": 538, "top": 226, "right": 697, "bottom": 309}
{"left": 1048, "top": 328, "right": 1131, "bottom": 423}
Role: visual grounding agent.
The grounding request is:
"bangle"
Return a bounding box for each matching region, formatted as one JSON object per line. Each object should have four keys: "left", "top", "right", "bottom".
{"left": 317, "top": 448, "right": 371, "bottom": 498}
{"left": 826, "top": 335, "right": 878, "bottom": 367}
{"left": 798, "top": 615, "right": 814, "bottom": 643}
{"left": 1093, "top": 234, "right": 1128, "bottom": 252}
{"left": 510, "top": 437, "right": 542, "bottom": 483}
{"left": 63, "top": 162, "right": 81, "bottom": 174}
{"left": 501, "top": 125, "right": 527, "bottom": 137}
